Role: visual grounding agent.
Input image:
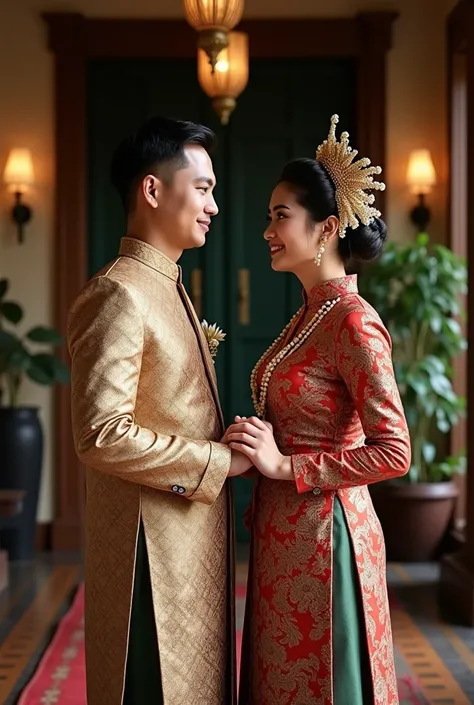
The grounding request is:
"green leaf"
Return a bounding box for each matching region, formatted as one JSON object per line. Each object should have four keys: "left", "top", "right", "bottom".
{"left": 0, "top": 279, "right": 8, "bottom": 300}
{"left": 0, "top": 330, "right": 21, "bottom": 354}
{"left": 419, "top": 358, "right": 446, "bottom": 381}
{"left": 0, "top": 301, "right": 23, "bottom": 325}
{"left": 27, "top": 354, "right": 55, "bottom": 385}
{"left": 417, "top": 232, "right": 429, "bottom": 247}
{"left": 26, "top": 326, "right": 64, "bottom": 345}
{"left": 407, "top": 465, "right": 419, "bottom": 482}
{"left": 430, "top": 316, "right": 442, "bottom": 334}
{"left": 406, "top": 375, "right": 429, "bottom": 396}
{"left": 435, "top": 408, "right": 450, "bottom": 433}
{"left": 422, "top": 442, "right": 436, "bottom": 464}
{"left": 445, "top": 318, "right": 462, "bottom": 336}
{"left": 6, "top": 348, "right": 31, "bottom": 374}
{"left": 429, "top": 373, "right": 452, "bottom": 397}
{"left": 429, "top": 452, "right": 467, "bottom": 480}
{"left": 48, "top": 356, "right": 70, "bottom": 384}
{"left": 27, "top": 353, "right": 69, "bottom": 386}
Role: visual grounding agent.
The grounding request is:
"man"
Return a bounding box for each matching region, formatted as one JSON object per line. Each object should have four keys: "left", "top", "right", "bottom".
{"left": 67, "top": 116, "right": 250, "bottom": 705}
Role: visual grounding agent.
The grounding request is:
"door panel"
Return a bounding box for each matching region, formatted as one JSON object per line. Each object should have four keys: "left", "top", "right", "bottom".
{"left": 223, "top": 58, "right": 357, "bottom": 539}
{"left": 86, "top": 56, "right": 357, "bottom": 542}
{"left": 87, "top": 59, "right": 205, "bottom": 290}
{"left": 227, "top": 136, "right": 289, "bottom": 414}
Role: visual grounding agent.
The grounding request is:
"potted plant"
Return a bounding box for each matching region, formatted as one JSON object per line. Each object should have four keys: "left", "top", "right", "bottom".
{"left": 0, "top": 278, "right": 70, "bottom": 560}
{"left": 359, "top": 233, "right": 467, "bottom": 561}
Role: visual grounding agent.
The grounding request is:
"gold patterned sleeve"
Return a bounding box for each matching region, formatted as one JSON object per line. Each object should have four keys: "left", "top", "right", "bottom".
{"left": 293, "top": 307, "right": 411, "bottom": 493}
{"left": 67, "top": 276, "right": 230, "bottom": 505}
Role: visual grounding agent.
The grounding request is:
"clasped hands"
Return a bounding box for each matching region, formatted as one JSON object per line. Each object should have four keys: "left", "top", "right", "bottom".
{"left": 223, "top": 416, "right": 293, "bottom": 481}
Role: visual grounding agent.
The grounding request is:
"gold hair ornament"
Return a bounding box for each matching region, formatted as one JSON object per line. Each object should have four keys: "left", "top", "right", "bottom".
{"left": 316, "top": 114, "right": 386, "bottom": 238}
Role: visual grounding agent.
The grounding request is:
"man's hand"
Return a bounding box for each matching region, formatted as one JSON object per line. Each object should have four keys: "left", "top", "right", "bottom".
{"left": 225, "top": 416, "right": 293, "bottom": 481}
{"left": 228, "top": 449, "right": 253, "bottom": 477}
{"left": 223, "top": 416, "right": 254, "bottom": 477}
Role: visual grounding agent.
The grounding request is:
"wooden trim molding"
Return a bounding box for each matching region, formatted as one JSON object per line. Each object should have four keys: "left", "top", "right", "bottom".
{"left": 439, "top": 0, "right": 474, "bottom": 626}
{"left": 35, "top": 522, "right": 52, "bottom": 552}
{"left": 43, "top": 13, "right": 88, "bottom": 553}
{"left": 447, "top": 29, "right": 468, "bottom": 529}
{"left": 42, "top": 12, "right": 397, "bottom": 551}
{"left": 356, "top": 12, "right": 397, "bottom": 205}
{"left": 448, "top": 0, "right": 469, "bottom": 53}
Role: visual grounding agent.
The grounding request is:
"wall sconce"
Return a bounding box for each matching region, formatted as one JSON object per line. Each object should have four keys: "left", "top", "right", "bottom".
{"left": 197, "top": 31, "right": 249, "bottom": 124}
{"left": 406, "top": 149, "right": 437, "bottom": 232}
{"left": 3, "top": 149, "right": 34, "bottom": 244}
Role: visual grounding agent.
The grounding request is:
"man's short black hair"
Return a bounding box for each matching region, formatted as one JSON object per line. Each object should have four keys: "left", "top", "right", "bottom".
{"left": 110, "top": 116, "right": 217, "bottom": 213}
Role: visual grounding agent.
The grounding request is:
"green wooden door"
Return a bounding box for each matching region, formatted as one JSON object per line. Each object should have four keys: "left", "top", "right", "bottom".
{"left": 221, "top": 59, "right": 356, "bottom": 536}
{"left": 87, "top": 59, "right": 210, "bottom": 295}
{"left": 86, "top": 56, "right": 356, "bottom": 543}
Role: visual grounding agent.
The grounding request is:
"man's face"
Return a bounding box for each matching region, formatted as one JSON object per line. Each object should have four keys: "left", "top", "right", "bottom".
{"left": 150, "top": 145, "right": 218, "bottom": 256}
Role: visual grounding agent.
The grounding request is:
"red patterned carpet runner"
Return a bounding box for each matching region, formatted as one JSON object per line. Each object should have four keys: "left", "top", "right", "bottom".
{"left": 18, "top": 584, "right": 427, "bottom": 704}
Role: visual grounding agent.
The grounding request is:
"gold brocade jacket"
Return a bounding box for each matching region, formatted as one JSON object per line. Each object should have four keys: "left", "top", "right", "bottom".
{"left": 67, "top": 237, "right": 235, "bottom": 705}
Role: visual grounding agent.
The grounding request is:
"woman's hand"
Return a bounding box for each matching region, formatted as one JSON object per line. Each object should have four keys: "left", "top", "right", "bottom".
{"left": 225, "top": 416, "right": 293, "bottom": 481}
{"left": 221, "top": 415, "right": 249, "bottom": 444}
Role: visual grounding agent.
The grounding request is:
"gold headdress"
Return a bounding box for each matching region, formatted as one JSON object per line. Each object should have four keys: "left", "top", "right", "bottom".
{"left": 315, "top": 114, "right": 385, "bottom": 238}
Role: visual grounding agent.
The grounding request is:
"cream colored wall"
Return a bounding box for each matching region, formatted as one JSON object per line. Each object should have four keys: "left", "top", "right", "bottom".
{"left": 0, "top": 0, "right": 456, "bottom": 523}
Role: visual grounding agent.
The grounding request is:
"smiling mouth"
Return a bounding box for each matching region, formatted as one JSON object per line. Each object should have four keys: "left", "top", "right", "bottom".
{"left": 270, "top": 245, "right": 285, "bottom": 256}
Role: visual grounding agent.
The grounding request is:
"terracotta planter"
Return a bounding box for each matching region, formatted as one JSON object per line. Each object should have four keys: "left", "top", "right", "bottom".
{"left": 370, "top": 481, "right": 458, "bottom": 562}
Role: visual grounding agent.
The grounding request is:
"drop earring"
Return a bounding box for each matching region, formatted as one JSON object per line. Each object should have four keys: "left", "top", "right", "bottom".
{"left": 315, "top": 236, "right": 328, "bottom": 267}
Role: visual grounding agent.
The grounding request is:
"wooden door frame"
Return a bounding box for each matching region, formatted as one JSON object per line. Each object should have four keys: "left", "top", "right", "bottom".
{"left": 440, "top": 0, "right": 474, "bottom": 625}
{"left": 42, "top": 11, "right": 398, "bottom": 551}
{"left": 446, "top": 0, "right": 469, "bottom": 533}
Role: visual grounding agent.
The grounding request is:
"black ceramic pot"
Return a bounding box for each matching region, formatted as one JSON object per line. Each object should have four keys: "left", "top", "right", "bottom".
{"left": 0, "top": 407, "right": 43, "bottom": 560}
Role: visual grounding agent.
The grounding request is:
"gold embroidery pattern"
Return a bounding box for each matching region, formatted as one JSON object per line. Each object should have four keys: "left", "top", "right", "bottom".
{"left": 240, "top": 276, "right": 409, "bottom": 705}
{"left": 69, "top": 237, "right": 235, "bottom": 705}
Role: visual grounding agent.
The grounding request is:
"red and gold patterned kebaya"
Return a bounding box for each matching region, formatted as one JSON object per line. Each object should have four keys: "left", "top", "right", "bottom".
{"left": 239, "top": 275, "right": 411, "bottom": 705}
{"left": 233, "top": 114, "right": 410, "bottom": 705}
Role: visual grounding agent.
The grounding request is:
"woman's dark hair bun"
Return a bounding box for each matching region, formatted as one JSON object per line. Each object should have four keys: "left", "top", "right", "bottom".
{"left": 338, "top": 216, "right": 387, "bottom": 264}
{"left": 278, "top": 158, "right": 388, "bottom": 267}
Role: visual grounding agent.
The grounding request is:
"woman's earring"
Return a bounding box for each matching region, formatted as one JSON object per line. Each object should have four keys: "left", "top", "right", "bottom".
{"left": 315, "top": 236, "right": 327, "bottom": 267}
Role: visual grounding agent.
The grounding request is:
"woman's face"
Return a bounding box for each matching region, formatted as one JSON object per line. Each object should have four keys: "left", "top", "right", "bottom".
{"left": 264, "top": 182, "right": 321, "bottom": 274}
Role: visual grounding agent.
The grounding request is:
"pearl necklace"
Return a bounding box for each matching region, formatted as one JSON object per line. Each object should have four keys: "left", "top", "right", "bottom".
{"left": 250, "top": 297, "right": 341, "bottom": 418}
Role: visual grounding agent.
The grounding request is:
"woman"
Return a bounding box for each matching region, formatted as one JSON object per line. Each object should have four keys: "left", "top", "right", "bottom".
{"left": 226, "top": 115, "right": 411, "bottom": 705}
